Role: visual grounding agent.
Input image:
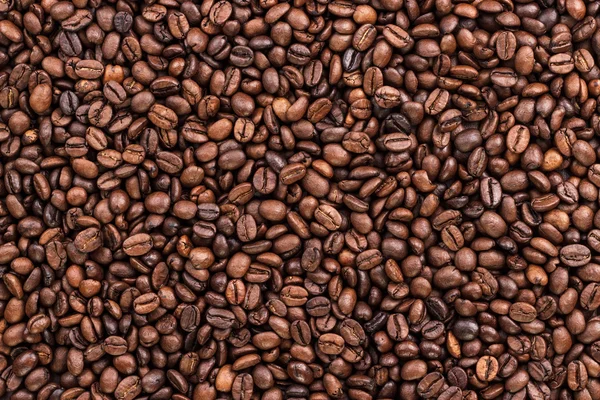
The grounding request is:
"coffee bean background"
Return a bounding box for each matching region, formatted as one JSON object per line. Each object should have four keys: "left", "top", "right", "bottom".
{"left": 2, "top": 0, "right": 600, "bottom": 399}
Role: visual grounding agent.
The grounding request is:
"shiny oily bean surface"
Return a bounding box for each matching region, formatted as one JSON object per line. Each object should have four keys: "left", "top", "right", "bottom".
{"left": 1, "top": 0, "right": 600, "bottom": 399}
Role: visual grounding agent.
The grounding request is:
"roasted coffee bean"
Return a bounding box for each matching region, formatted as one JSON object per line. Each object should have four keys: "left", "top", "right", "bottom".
{"left": 382, "top": 132, "right": 412, "bottom": 152}
{"left": 343, "top": 131, "right": 372, "bottom": 153}
{"left": 509, "top": 302, "right": 537, "bottom": 323}
{"left": 480, "top": 177, "right": 502, "bottom": 208}
{"left": 133, "top": 293, "right": 160, "bottom": 314}
{"left": 387, "top": 313, "right": 409, "bottom": 341}
{"left": 122, "top": 233, "right": 153, "bottom": 256}
{"left": 74, "top": 227, "right": 102, "bottom": 253}
{"left": 417, "top": 372, "right": 445, "bottom": 399}
{"left": 103, "top": 336, "right": 128, "bottom": 356}
{"left": 148, "top": 104, "right": 178, "bottom": 130}
{"left": 560, "top": 244, "right": 591, "bottom": 267}
{"left": 476, "top": 356, "right": 499, "bottom": 382}
{"left": 580, "top": 283, "right": 600, "bottom": 311}
{"left": 383, "top": 25, "right": 411, "bottom": 49}
{"left": 114, "top": 376, "right": 142, "bottom": 400}
{"left": 506, "top": 125, "right": 530, "bottom": 154}
{"left": 317, "top": 333, "right": 345, "bottom": 355}
{"left": 280, "top": 163, "right": 307, "bottom": 185}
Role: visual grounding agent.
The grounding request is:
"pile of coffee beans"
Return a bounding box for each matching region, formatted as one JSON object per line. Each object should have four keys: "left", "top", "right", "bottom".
{"left": 4, "top": 0, "right": 600, "bottom": 398}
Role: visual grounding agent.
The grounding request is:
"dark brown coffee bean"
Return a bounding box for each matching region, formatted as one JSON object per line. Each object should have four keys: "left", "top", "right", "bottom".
{"left": 560, "top": 244, "right": 591, "bottom": 267}
{"left": 549, "top": 53, "right": 575, "bottom": 74}
{"left": 210, "top": 1, "right": 232, "bottom": 26}
{"left": 343, "top": 131, "right": 371, "bottom": 153}
{"left": 133, "top": 292, "right": 160, "bottom": 314}
{"left": 580, "top": 283, "right": 600, "bottom": 311}
{"left": 74, "top": 227, "right": 102, "bottom": 253}
{"left": 567, "top": 360, "right": 588, "bottom": 391}
{"left": 103, "top": 336, "right": 128, "bottom": 356}
{"left": 291, "top": 320, "right": 311, "bottom": 345}
{"left": 317, "top": 333, "right": 345, "bottom": 355}
{"left": 115, "top": 376, "right": 142, "bottom": 400}
{"left": 122, "top": 233, "right": 153, "bottom": 256}
{"left": 490, "top": 67, "right": 518, "bottom": 87}
{"left": 425, "top": 88, "right": 450, "bottom": 115}
{"left": 148, "top": 104, "right": 178, "bottom": 130}
{"left": 509, "top": 302, "right": 537, "bottom": 323}
{"left": 383, "top": 25, "right": 411, "bottom": 48}
{"left": 496, "top": 31, "right": 517, "bottom": 61}
{"left": 387, "top": 313, "right": 409, "bottom": 341}
{"left": 382, "top": 132, "right": 413, "bottom": 152}
{"left": 417, "top": 372, "right": 445, "bottom": 399}
{"left": 506, "top": 125, "right": 530, "bottom": 154}
{"left": 374, "top": 86, "right": 401, "bottom": 108}
{"left": 156, "top": 151, "right": 183, "bottom": 174}
{"left": 280, "top": 163, "right": 307, "bottom": 185}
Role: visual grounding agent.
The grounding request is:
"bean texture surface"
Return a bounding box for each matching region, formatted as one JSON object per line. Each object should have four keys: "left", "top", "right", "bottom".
{"left": 1, "top": 0, "right": 600, "bottom": 399}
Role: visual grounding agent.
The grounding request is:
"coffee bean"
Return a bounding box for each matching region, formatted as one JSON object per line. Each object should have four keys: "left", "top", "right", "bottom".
{"left": 148, "top": 104, "right": 178, "bottom": 130}
{"left": 490, "top": 67, "right": 518, "bottom": 87}
{"left": 114, "top": 376, "right": 142, "bottom": 400}
{"left": 317, "top": 333, "right": 345, "bottom": 355}
{"left": 103, "top": 336, "right": 128, "bottom": 356}
{"left": 506, "top": 125, "right": 530, "bottom": 154}
{"left": 374, "top": 86, "right": 402, "bottom": 108}
{"left": 560, "top": 244, "right": 591, "bottom": 267}
{"left": 382, "top": 132, "right": 412, "bottom": 152}
{"left": 280, "top": 285, "right": 308, "bottom": 307}
{"left": 156, "top": 151, "right": 183, "bottom": 174}
{"left": 383, "top": 25, "right": 411, "bottom": 48}
{"left": 343, "top": 131, "right": 371, "bottom": 153}
{"left": 580, "top": 283, "right": 600, "bottom": 311}
{"left": 206, "top": 307, "right": 235, "bottom": 329}
{"left": 133, "top": 292, "right": 160, "bottom": 314}
{"left": 356, "top": 249, "right": 383, "bottom": 270}
{"left": 122, "top": 233, "right": 153, "bottom": 256}
{"left": 549, "top": 53, "right": 575, "bottom": 74}
{"left": 567, "top": 360, "right": 588, "bottom": 391}
{"left": 425, "top": 88, "right": 450, "bottom": 115}
{"left": 314, "top": 204, "right": 342, "bottom": 231}
{"left": 29, "top": 84, "right": 52, "bottom": 114}
{"left": 480, "top": 177, "right": 502, "bottom": 208}
{"left": 280, "top": 163, "right": 307, "bottom": 185}
{"left": 496, "top": 31, "right": 517, "bottom": 61}
{"left": 387, "top": 313, "right": 409, "bottom": 341}
{"left": 74, "top": 227, "right": 102, "bottom": 253}
{"left": 509, "top": 302, "right": 537, "bottom": 323}
{"left": 417, "top": 372, "right": 445, "bottom": 399}
{"left": 12, "top": 351, "right": 38, "bottom": 377}
{"left": 209, "top": 1, "right": 232, "bottom": 26}
{"left": 339, "top": 319, "right": 366, "bottom": 346}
